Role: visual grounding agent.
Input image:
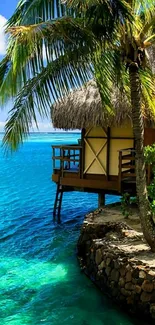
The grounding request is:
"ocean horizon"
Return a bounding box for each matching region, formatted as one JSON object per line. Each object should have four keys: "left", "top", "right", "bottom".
{"left": 0, "top": 132, "right": 142, "bottom": 325}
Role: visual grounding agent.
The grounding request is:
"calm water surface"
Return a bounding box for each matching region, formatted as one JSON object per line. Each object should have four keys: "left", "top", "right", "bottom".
{"left": 0, "top": 133, "right": 142, "bottom": 325}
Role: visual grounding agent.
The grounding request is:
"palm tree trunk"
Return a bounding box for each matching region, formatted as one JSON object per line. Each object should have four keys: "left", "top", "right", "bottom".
{"left": 129, "top": 63, "right": 155, "bottom": 252}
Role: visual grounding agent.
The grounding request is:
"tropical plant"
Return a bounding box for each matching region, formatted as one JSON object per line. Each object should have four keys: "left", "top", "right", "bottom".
{"left": 121, "top": 193, "right": 138, "bottom": 219}
{"left": 144, "top": 145, "right": 155, "bottom": 214}
{"left": 0, "top": 0, "right": 131, "bottom": 148}
{"left": 0, "top": 0, "right": 155, "bottom": 250}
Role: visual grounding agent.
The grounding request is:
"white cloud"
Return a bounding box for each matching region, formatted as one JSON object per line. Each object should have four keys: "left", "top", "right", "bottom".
{"left": 0, "top": 120, "right": 79, "bottom": 133}
{"left": 32, "top": 121, "right": 55, "bottom": 131}
{"left": 0, "top": 15, "right": 7, "bottom": 55}
{"left": 0, "top": 121, "right": 55, "bottom": 132}
{"left": 0, "top": 121, "right": 5, "bottom": 131}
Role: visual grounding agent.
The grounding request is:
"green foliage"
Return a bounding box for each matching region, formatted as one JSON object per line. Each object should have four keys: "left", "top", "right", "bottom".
{"left": 0, "top": 0, "right": 155, "bottom": 149}
{"left": 144, "top": 144, "right": 155, "bottom": 213}
{"left": 121, "top": 193, "right": 137, "bottom": 218}
{"left": 121, "top": 193, "right": 130, "bottom": 218}
{"left": 144, "top": 144, "right": 155, "bottom": 167}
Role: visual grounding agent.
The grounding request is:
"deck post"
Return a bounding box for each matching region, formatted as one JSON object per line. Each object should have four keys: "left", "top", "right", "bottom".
{"left": 118, "top": 151, "right": 122, "bottom": 193}
{"left": 98, "top": 193, "right": 105, "bottom": 208}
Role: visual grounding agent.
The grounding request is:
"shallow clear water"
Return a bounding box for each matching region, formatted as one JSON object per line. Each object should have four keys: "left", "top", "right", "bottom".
{"left": 0, "top": 132, "right": 141, "bottom": 325}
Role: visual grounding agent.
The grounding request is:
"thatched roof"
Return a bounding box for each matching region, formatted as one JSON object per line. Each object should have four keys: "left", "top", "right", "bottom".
{"left": 52, "top": 79, "right": 154, "bottom": 130}
{"left": 52, "top": 80, "right": 133, "bottom": 129}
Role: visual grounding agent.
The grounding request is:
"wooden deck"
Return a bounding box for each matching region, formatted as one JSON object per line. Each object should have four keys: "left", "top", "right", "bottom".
{"left": 51, "top": 144, "right": 151, "bottom": 220}
{"left": 52, "top": 144, "right": 119, "bottom": 193}
{"left": 52, "top": 145, "right": 151, "bottom": 192}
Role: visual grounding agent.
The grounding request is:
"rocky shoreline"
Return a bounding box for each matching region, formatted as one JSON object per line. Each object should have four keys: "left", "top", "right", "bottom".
{"left": 77, "top": 207, "right": 155, "bottom": 323}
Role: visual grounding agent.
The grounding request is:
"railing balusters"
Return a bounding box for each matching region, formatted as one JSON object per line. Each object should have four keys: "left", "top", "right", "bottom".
{"left": 52, "top": 144, "right": 82, "bottom": 178}
{"left": 118, "top": 148, "right": 152, "bottom": 190}
{"left": 53, "top": 147, "right": 55, "bottom": 169}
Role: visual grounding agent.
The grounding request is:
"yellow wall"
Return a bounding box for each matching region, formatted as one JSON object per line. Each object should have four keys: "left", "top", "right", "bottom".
{"left": 84, "top": 138, "right": 107, "bottom": 174}
{"left": 84, "top": 127, "right": 107, "bottom": 175}
{"left": 84, "top": 126, "right": 134, "bottom": 175}
{"left": 85, "top": 126, "right": 107, "bottom": 137}
{"left": 111, "top": 126, "right": 133, "bottom": 138}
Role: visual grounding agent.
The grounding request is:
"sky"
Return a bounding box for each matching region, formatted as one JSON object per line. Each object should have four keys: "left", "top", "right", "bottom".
{"left": 0, "top": 0, "right": 67, "bottom": 132}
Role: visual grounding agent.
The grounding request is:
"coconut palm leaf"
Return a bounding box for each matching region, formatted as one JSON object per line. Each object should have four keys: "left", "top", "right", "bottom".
{"left": 140, "top": 68, "right": 155, "bottom": 115}
{"left": 6, "top": 0, "right": 66, "bottom": 27}
{"left": 0, "top": 17, "right": 98, "bottom": 106}
{"left": 1, "top": 0, "right": 155, "bottom": 151}
{"left": 7, "top": 0, "right": 131, "bottom": 28}
{"left": 3, "top": 51, "right": 94, "bottom": 150}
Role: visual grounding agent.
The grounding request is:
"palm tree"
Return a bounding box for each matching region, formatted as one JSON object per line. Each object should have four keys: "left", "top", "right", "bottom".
{"left": 0, "top": 0, "right": 155, "bottom": 250}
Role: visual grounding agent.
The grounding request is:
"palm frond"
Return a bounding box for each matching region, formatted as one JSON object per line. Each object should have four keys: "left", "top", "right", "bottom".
{"left": 0, "top": 17, "right": 97, "bottom": 105}
{"left": 3, "top": 52, "right": 94, "bottom": 150}
{"left": 0, "top": 56, "right": 10, "bottom": 89}
{"left": 95, "top": 49, "right": 127, "bottom": 106}
{"left": 138, "top": 9, "right": 155, "bottom": 42}
{"left": 140, "top": 68, "right": 155, "bottom": 117}
{"left": 1, "top": 0, "right": 155, "bottom": 151}
{"left": 6, "top": 0, "right": 66, "bottom": 28}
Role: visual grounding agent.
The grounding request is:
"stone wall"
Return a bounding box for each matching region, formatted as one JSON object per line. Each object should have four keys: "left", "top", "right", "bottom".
{"left": 77, "top": 211, "right": 155, "bottom": 322}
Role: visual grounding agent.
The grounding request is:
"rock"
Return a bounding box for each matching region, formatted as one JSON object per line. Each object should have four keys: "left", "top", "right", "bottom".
{"left": 127, "top": 296, "right": 134, "bottom": 305}
{"left": 120, "top": 267, "right": 126, "bottom": 277}
{"left": 126, "top": 264, "right": 131, "bottom": 271}
{"left": 105, "top": 231, "right": 119, "bottom": 241}
{"left": 132, "top": 268, "right": 139, "bottom": 279}
{"left": 135, "top": 285, "right": 142, "bottom": 294}
{"left": 142, "top": 280, "right": 154, "bottom": 293}
{"left": 114, "top": 260, "right": 120, "bottom": 269}
{"left": 90, "top": 252, "right": 94, "bottom": 260}
{"left": 147, "top": 271, "right": 155, "bottom": 281}
{"left": 140, "top": 291, "right": 152, "bottom": 302}
{"left": 110, "top": 281, "right": 115, "bottom": 289}
{"left": 121, "top": 288, "right": 131, "bottom": 297}
{"left": 95, "top": 249, "right": 102, "bottom": 265}
{"left": 119, "top": 277, "right": 125, "bottom": 287}
{"left": 136, "top": 278, "right": 144, "bottom": 285}
{"left": 111, "top": 269, "right": 119, "bottom": 282}
{"left": 151, "top": 290, "right": 155, "bottom": 302}
{"left": 105, "top": 266, "right": 111, "bottom": 276}
{"left": 106, "top": 252, "right": 115, "bottom": 259}
{"left": 78, "top": 217, "right": 155, "bottom": 321}
{"left": 106, "top": 258, "right": 111, "bottom": 266}
{"left": 132, "top": 279, "right": 137, "bottom": 285}
{"left": 98, "top": 260, "right": 106, "bottom": 270}
{"left": 125, "top": 282, "right": 134, "bottom": 291}
{"left": 126, "top": 271, "right": 132, "bottom": 283}
{"left": 150, "top": 304, "right": 155, "bottom": 319}
{"left": 139, "top": 271, "right": 146, "bottom": 279}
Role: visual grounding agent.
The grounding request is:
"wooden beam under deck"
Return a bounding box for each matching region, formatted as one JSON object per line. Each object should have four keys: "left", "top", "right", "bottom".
{"left": 60, "top": 177, "right": 118, "bottom": 191}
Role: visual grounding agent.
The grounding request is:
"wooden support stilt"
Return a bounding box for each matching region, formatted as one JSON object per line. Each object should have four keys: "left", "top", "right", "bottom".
{"left": 53, "top": 183, "right": 64, "bottom": 222}
{"left": 98, "top": 192, "right": 105, "bottom": 208}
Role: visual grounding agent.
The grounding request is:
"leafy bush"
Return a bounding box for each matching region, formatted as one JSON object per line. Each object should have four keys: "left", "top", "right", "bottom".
{"left": 144, "top": 144, "right": 155, "bottom": 213}
{"left": 121, "top": 193, "right": 137, "bottom": 218}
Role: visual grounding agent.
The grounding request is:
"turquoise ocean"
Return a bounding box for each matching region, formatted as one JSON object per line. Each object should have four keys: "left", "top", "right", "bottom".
{"left": 0, "top": 132, "right": 142, "bottom": 325}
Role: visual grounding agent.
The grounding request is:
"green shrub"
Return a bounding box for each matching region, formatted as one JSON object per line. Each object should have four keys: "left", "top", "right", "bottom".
{"left": 121, "top": 193, "right": 137, "bottom": 218}
{"left": 144, "top": 144, "right": 155, "bottom": 212}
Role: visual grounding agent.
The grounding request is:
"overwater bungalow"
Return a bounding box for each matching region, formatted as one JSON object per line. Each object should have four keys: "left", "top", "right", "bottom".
{"left": 51, "top": 81, "right": 155, "bottom": 220}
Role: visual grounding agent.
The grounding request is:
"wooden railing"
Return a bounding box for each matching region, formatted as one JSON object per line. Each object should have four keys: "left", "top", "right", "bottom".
{"left": 118, "top": 148, "right": 151, "bottom": 192}
{"left": 52, "top": 144, "right": 82, "bottom": 178}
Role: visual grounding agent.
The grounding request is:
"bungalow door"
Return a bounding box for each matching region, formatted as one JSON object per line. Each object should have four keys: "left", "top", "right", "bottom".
{"left": 83, "top": 127, "right": 108, "bottom": 175}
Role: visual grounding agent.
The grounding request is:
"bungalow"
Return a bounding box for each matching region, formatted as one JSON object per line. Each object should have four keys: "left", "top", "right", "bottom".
{"left": 51, "top": 81, "right": 155, "bottom": 221}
